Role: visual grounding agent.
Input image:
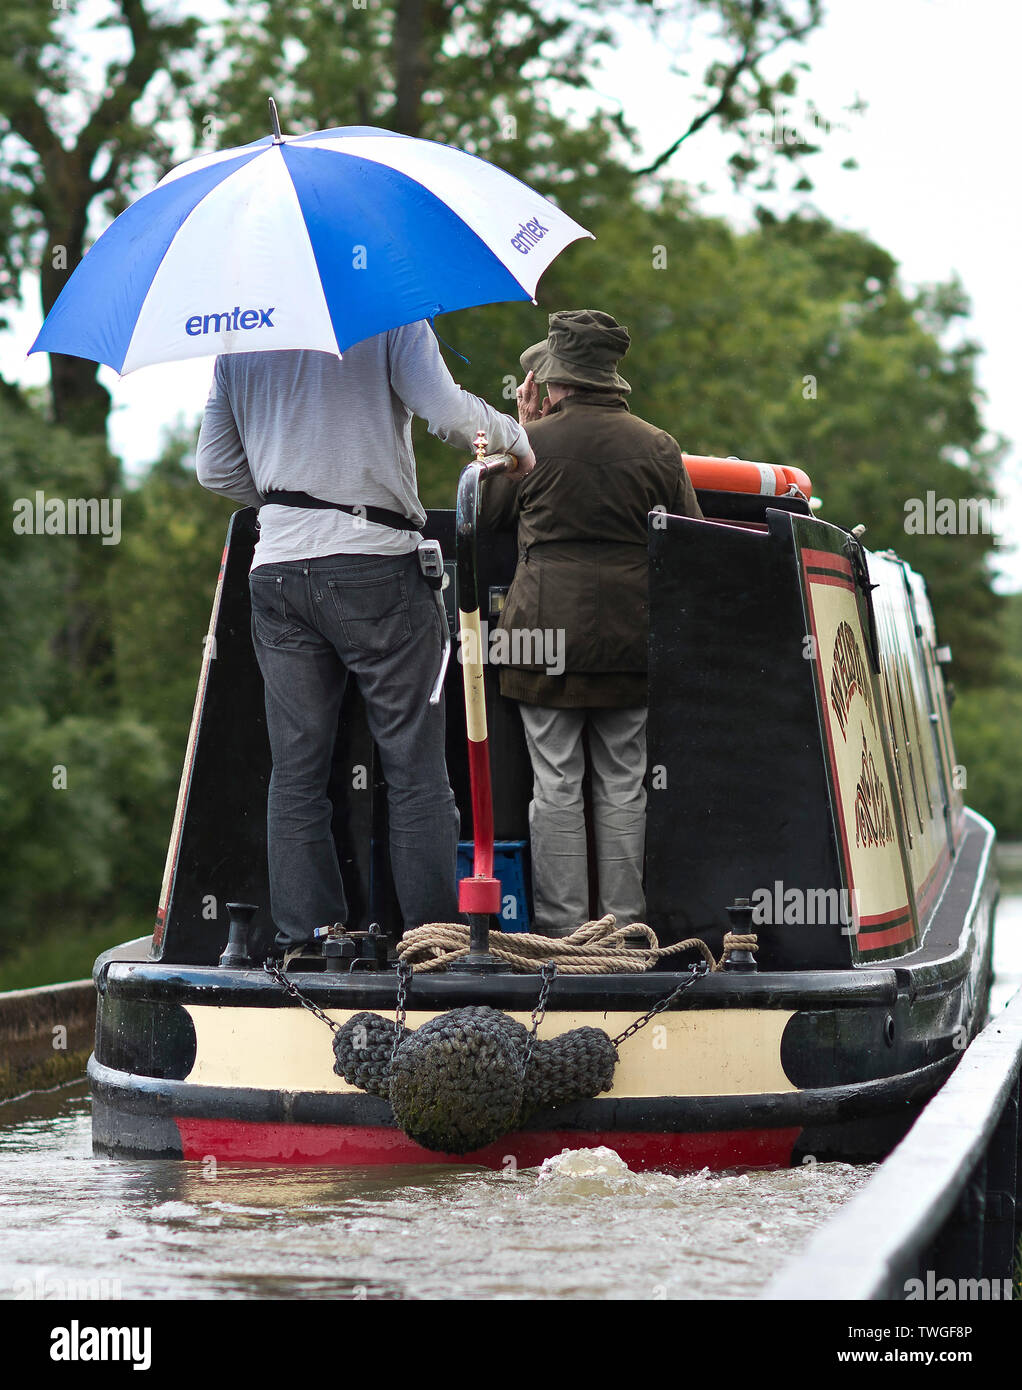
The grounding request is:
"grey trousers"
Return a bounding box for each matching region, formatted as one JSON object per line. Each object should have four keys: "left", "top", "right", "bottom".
{"left": 518, "top": 704, "right": 648, "bottom": 935}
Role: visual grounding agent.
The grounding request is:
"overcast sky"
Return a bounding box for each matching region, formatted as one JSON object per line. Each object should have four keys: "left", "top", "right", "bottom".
{"left": 3, "top": 0, "right": 1019, "bottom": 589}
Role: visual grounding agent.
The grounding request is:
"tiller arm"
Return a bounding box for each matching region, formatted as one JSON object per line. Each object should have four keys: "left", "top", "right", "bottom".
{"left": 453, "top": 431, "right": 516, "bottom": 970}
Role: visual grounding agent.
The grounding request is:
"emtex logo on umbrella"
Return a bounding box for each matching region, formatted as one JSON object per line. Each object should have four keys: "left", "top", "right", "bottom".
{"left": 510, "top": 220, "right": 549, "bottom": 255}
{"left": 184, "top": 307, "right": 276, "bottom": 336}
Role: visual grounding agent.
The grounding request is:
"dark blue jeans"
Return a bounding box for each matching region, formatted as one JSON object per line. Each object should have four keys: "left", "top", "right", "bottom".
{"left": 249, "top": 551, "right": 459, "bottom": 949}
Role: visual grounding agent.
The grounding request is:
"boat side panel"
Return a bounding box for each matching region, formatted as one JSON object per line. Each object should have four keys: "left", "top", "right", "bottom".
{"left": 869, "top": 553, "right": 954, "bottom": 924}
{"left": 646, "top": 513, "right": 848, "bottom": 969}
{"left": 791, "top": 515, "right": 920, "bottom": 961}
{"left": 904, "top": 566, "right": 966, "bottom": 847}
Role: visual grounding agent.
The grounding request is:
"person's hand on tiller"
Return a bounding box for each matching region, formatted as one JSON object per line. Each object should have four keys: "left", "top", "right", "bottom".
{"left": 506, "top": 440, "right": 537, "bottom": 478}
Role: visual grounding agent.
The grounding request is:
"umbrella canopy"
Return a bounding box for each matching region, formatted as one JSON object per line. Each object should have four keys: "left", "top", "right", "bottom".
{"left": 29, "top": 123, "right": 593, "bottom": 375}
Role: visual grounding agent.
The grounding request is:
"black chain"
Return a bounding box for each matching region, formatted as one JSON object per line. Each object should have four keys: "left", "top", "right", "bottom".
{"left": 521, "top": 963, "right": 556, "bottom": 1076}
{"left": 610, "top": 963, "right": 708, "bottom": 1047}
{"left": 263, "top": 960, "right": 341, "bottom": 1033}
{"left": 391, "top": 961, "right": 413, "bottom": 1065}
{"left": 262, "top": 957, "right": 415, "bottom": 1066}
{"left": 261, "top": 954, "right": 697, "bottom": 1062}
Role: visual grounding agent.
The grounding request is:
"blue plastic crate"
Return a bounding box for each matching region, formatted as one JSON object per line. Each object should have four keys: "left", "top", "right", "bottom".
{"left": 457, "top": 839, "right": 531, "bottom": 933}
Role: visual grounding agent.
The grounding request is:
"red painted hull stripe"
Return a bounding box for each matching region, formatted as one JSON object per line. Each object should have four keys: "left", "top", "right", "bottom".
{"left": 859, "top": 903, "right": 913, "bottom": 927}
{"left": 174, "top": 1117, "right": 801, "bottom": 1171}
{"left": 802, "top": 547, "right": 853, "bottom": 577}
{"left": 805, "top": 572, "right": 856, "bottom": 592}
{"left": 857, "top": 919, "right": 917, "bottom": 949}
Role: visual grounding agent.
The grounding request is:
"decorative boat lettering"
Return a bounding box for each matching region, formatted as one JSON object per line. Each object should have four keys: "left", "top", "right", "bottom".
{"left": 798, "top": 540, "right": 917, "bottom": 954}
{"left": 830, "top": 619, "right": 876, "bottom": 740}
{"left": 854, "top": 728, "right": 896, "bottom": 848}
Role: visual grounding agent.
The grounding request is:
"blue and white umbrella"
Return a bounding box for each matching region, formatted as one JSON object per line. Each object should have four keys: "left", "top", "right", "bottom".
{"left": 30, "top": 118, "right": 593, "bottom": 374}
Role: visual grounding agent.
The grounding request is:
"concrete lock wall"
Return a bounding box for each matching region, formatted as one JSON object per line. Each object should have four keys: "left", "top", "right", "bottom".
{"left": 0, "top": 980, "right": 95, "bottom": 1102}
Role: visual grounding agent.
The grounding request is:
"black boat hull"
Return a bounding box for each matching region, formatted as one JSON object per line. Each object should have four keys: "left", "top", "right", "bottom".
{"left": 89, "top": 809, "right": 996, "bottom": 1169}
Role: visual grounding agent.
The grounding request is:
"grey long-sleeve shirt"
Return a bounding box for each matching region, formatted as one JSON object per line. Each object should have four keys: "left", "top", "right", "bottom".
{"left": 195, "top": 319, "right": 527, "bottom": 569}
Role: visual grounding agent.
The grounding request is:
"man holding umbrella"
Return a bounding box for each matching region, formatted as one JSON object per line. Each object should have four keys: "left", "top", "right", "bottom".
{"left": 30, "top": 110, "right": 590, "bottom": 962}
{"left": 196, "top": 326, "right": 535, "bottom": 961}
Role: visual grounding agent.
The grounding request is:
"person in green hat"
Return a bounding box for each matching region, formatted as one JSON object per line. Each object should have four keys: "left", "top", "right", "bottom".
{"left": 482, "top": 309, "right": 702, "bottom": 937}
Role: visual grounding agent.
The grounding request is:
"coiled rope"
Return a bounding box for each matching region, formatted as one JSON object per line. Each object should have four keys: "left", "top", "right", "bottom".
{"left": 396, "top": 914, "right": 757, "bottom": 975}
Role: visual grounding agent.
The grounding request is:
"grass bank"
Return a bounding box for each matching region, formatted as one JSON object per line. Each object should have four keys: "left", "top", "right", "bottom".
{"left": 0, "top": 917, "right": 143, "bottom": 992}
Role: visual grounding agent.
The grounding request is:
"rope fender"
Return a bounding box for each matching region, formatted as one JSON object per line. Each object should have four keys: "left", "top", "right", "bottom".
{"left": 324, "top": 919, "right": 757, "bottom": 1155}
{"left": 333, "top": 1006, "right": 618, "bottom": 1154}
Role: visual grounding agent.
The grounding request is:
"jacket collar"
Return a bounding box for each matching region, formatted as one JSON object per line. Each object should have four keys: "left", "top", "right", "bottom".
{"left": 548, "top": 391, "right": 631, "bottom": 414}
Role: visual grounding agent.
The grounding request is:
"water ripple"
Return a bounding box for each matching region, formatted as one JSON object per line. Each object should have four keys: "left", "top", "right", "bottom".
{"left": 0, "top": 1087, "right": 876, "bottom": 1300}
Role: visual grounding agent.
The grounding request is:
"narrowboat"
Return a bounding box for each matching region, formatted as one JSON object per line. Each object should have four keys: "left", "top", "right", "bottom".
{"left": 89, "top": 454, "right": 997, "bottom": 1169}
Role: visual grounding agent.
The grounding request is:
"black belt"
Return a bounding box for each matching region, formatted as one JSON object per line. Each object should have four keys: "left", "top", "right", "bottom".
{"left": 262, "top": 489, "right": 421, "bottom": 532}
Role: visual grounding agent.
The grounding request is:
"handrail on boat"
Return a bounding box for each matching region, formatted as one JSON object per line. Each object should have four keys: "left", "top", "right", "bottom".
{"left": 762, "top": 985, "right": 1022, "bottom": 1300}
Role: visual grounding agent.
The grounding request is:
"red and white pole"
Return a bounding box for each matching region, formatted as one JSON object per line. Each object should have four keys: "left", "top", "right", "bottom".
{"left": 454, "top": 432, "right": 515, "bottom": 967}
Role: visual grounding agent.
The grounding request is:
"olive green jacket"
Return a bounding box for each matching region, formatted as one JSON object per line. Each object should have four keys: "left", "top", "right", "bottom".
{"left": 481, "top": 392, "right": 702, "bottom": 705}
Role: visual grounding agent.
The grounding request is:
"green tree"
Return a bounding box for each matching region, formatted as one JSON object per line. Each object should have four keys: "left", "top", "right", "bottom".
{"left": 752, "top": 214, "right": 1006, "bottom": 687}
{"left": 2, "top": 0, "right": 828, "bottom": 440}
{"left": 412, "top": 199, "right": 1005, "bottom": 690}
{"left": 199, "top": 0, "right": 825, "bottom": 195}
{"left": 951, "top": 595, "right": 1022, "bottom": 838}
{"left": 0, "top": 706, "right": 170, "bottom": 955}
{"left": 0, "top": 393, "right": 173, "bottom": 956}
{"left": 0, "top": 0, "right": 199, "bottom": 434}
{"left": 110, "top": 430, "right": 236, "bottom": 746}
{"left": 0, "top": 388, "right": 122, "bottom": 712}
{"left": 0, "top": 1, "right": 199, "bottom": 694}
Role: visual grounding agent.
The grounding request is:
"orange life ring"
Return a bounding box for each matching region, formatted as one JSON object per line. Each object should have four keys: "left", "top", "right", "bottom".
{"left": 682, "top": 454, "right": 813, "bottom": 500}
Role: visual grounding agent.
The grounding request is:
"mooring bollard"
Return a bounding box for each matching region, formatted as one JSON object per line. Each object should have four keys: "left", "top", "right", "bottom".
{"left": 220, "top": 902, "right": 258, "bottom": 969}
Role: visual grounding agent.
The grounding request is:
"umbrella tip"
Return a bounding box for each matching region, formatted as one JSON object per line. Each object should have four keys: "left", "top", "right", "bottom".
{"left": 268, "top": 97, "right": 282, "bottom": 143}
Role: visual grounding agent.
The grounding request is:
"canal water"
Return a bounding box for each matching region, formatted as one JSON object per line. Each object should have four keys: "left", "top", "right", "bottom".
{"left": 0, "top": 1091, "right": 874, "bottom": 1301}
{"left": 1, "top": 889, "right": 1019, "bottom": 1302}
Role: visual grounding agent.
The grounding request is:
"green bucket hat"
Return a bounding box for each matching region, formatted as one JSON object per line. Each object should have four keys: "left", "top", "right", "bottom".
{"left": 520, "top": 309, "right": 631, "bottom": 394}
